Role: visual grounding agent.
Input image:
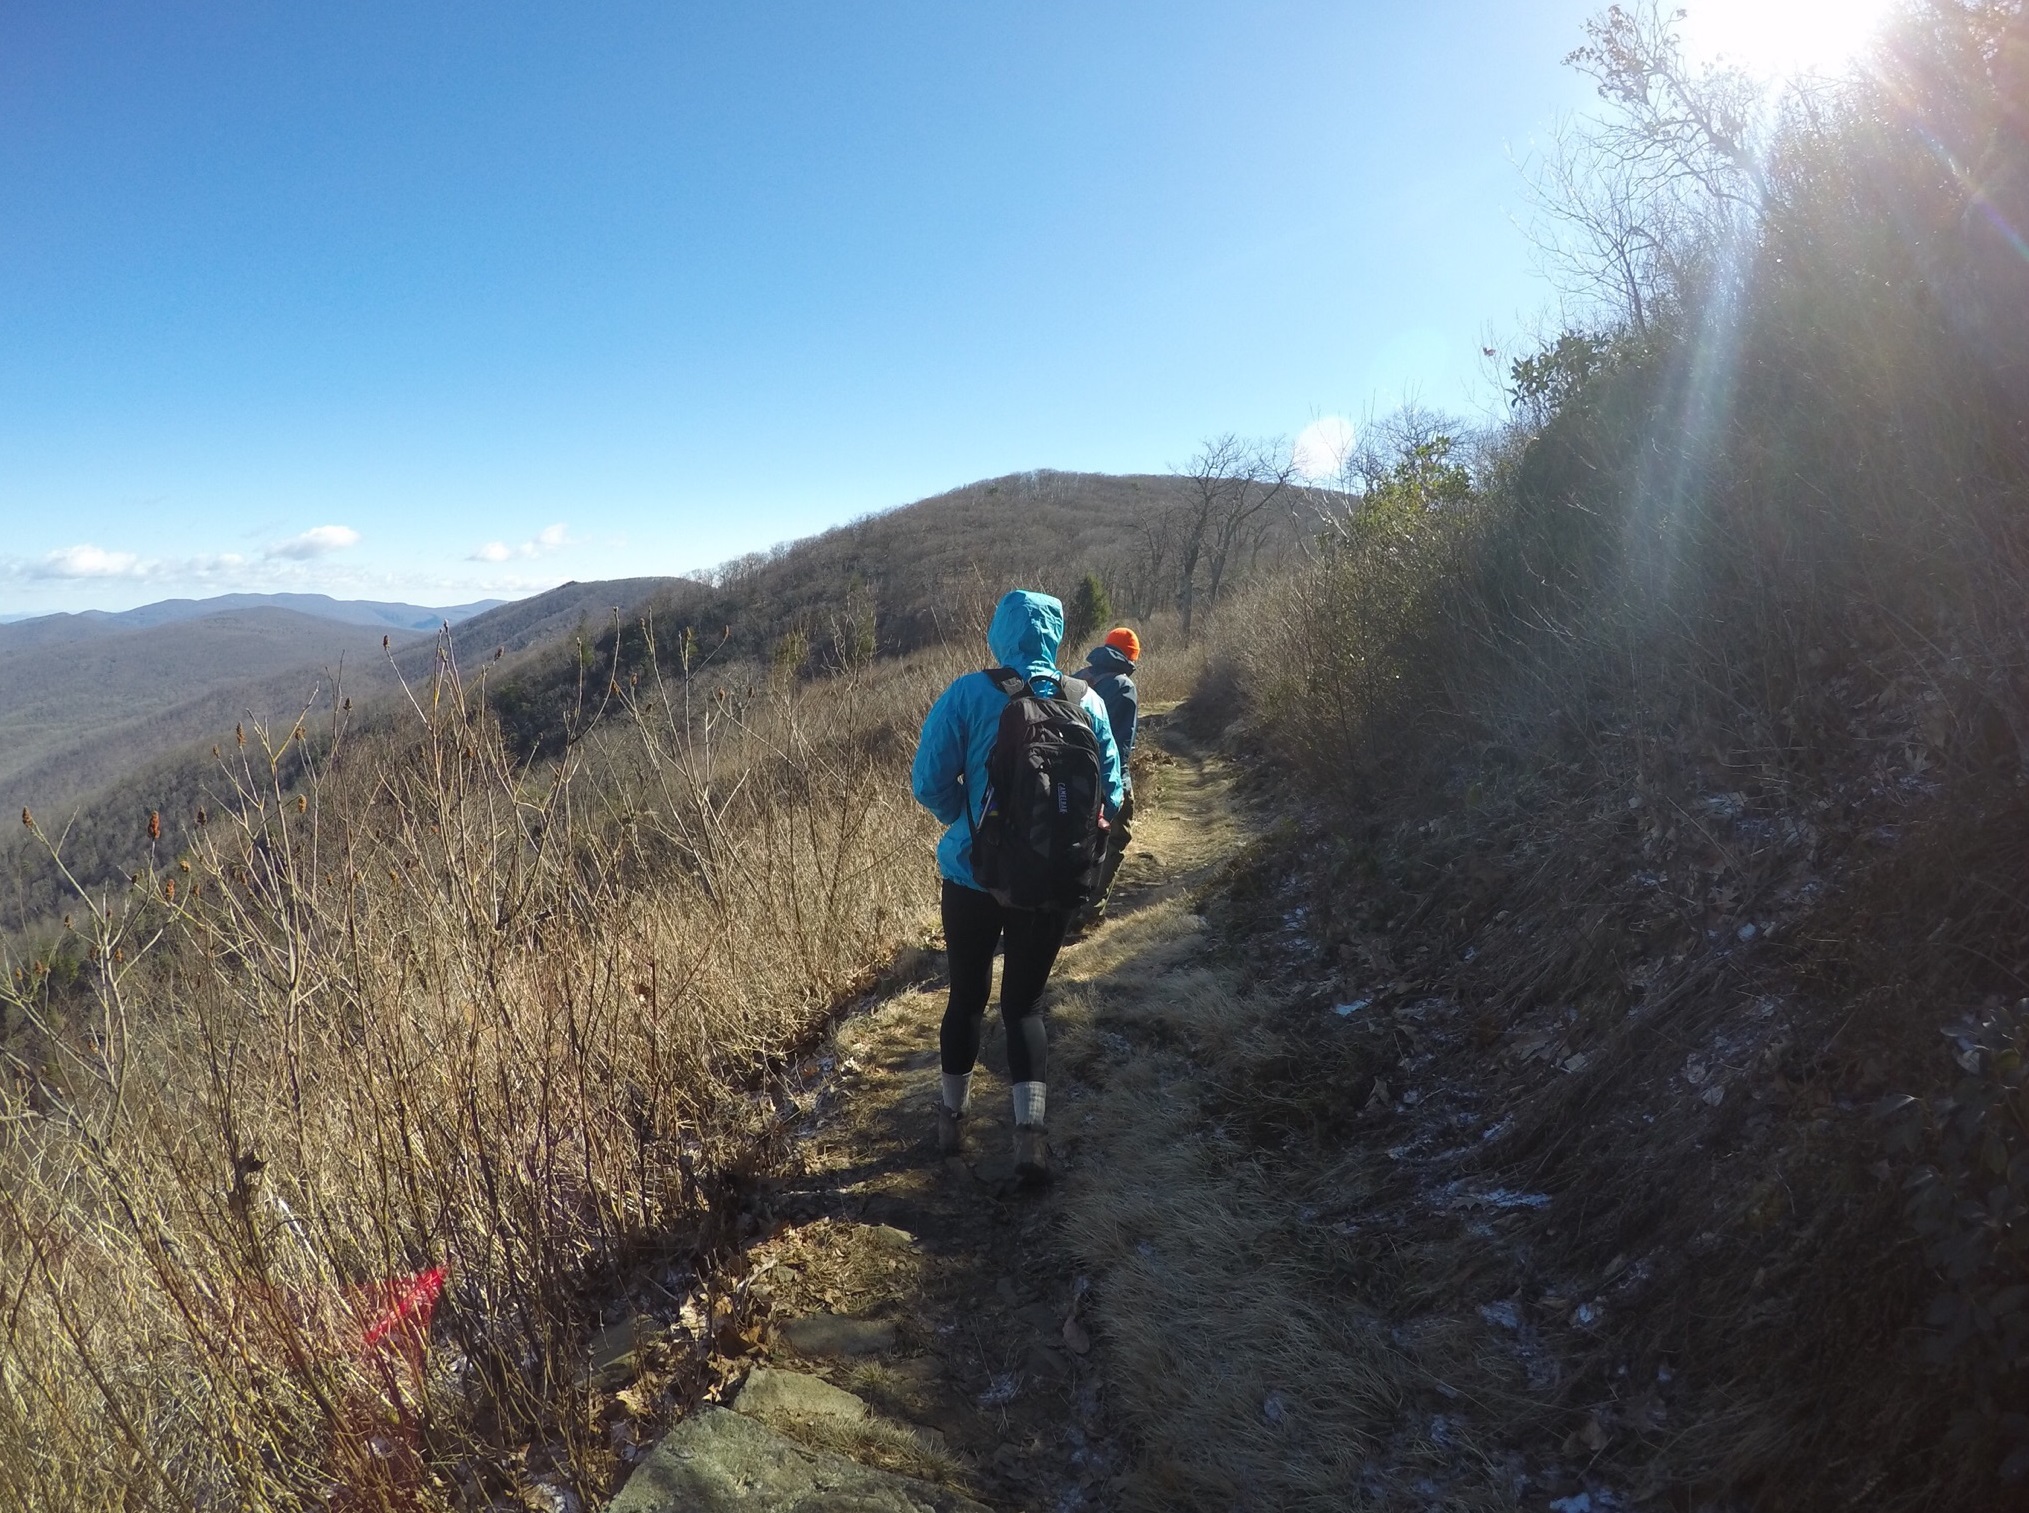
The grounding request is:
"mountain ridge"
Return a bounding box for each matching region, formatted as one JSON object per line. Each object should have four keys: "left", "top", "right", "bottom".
{"left": 0, "top": 591, "right": 506, "bottom": 650}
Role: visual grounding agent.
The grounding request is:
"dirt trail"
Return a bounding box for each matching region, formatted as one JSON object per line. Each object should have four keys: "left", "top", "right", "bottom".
{"left": 684, "top": 717, "right": 1252, "bottom": 1512}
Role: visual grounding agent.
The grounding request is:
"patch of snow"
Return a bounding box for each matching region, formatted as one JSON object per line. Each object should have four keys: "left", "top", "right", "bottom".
{"left": 977, "top": 1372, "right": 1023, "bottom": 1408}
{"left": 1478, "top": 1300, "right": 1522, "bottom": 1330}
{"left": 1462, "top": 1187, "right": 1552, "bottom": 1211}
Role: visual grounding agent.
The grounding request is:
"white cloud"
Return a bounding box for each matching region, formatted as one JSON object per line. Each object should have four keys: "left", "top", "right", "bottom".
{"left": 1292, "top": 416, "right": 1357, "bottom": 483}
{"left": 469, "top": 522, "right": 570, "bottom": 563}
{"left": 267, "top": 524, "right": 362, "bottom": 560}
{"left": 33, "top": 544, "right": 151, "bottom": 579}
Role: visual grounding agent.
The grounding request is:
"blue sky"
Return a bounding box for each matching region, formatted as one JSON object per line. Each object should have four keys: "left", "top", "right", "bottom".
{"left": 0, "top": 0, "right": 1618, "bottom": 614}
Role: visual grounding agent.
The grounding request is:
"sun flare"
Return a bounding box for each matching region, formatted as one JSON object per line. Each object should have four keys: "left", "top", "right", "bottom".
{"left": 1679, "top": 0, "right": 1899, "bottom": 79}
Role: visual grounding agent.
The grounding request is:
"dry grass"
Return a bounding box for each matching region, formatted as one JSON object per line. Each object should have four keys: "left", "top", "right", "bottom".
{"left": 0, "top": 639, "right": 974, "bottom": 1511}
{"left": 1055, "top": 914, "right": 1422, "bottom": 1509}
{"left": 1025, "top": 752, "right": 1433, "bottom": 1510}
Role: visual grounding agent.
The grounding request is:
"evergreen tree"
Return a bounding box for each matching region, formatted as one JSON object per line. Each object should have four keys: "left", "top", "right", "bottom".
{"left": 1067, "top": 572, "right": 1111, "bottom": 655}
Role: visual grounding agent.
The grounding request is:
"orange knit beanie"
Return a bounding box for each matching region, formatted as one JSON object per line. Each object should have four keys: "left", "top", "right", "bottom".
{"left": 1103, "top": 626, "right": 1141, "bottom": 662}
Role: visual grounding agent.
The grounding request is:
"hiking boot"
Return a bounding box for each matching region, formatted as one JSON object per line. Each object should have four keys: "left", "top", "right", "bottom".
{"left": 936, "top": 1102, "right": 966, "bottom": 1157}
{"left": 1013, "top": 1123, "right": 1051, "bottom": 1185}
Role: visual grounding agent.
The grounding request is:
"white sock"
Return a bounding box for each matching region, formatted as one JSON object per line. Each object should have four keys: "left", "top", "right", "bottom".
{"left": 940, "top": 1073, "right": 973, "bottom": 1115}
{"left": 1011, "top": 1081, "right": 1047, "bottom": 1128}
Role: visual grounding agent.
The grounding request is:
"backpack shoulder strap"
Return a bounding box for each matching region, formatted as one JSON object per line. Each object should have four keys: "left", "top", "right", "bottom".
{"left": 1058, "top": 675, "right": 1089, "bottom": 705}
{"left": 983, "top": 666, "right": 1027, "bottom": 698}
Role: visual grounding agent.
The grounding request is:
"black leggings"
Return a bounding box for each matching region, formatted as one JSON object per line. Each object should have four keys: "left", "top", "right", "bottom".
{"left": 939, "top": 880, "right": 1069, "bottom": 1085}
{"left": 1093, "top": 793, "right": 1134, "bottom": 903}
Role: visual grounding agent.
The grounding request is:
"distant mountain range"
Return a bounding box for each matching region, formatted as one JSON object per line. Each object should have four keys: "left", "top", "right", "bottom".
{"left": 0, "top": 592, "right": 504, "bottom": 649}
{"left": 0, "top": 582, "right": 700, "bottom": 819}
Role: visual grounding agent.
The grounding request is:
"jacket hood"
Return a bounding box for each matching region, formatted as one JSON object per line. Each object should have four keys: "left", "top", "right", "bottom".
{"left": 1084, "top": 642, "right": 1135, "bottom": 676}
{"left": 987, "top": 590, "right": 1064, "bottom": 681}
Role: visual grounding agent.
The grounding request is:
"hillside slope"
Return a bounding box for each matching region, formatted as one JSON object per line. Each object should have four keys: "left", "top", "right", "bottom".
{"left": 393, "top": 576, "right": 684, "bottom": 679}
{"left": 0, "top": 578, "right": 686, "bottom": 934}
{"left": 487, "top": 470, "right": 1194, "bottom": 756}
{"left": 0, "top": 608, "right": 423, "bottom": 814}
{"left": 683, "top": 469, "right": 1189, "bottom": 655}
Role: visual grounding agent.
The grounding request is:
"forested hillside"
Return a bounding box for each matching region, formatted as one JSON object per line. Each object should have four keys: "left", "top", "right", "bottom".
{"left": 483, "top": 468, "right": 1276, "bottom": 757}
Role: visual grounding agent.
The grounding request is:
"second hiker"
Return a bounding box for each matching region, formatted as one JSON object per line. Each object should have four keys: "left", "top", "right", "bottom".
{"left": 910, "top": 589, "right": 1125, "bottom": 1184}
{"left": 1074, "top": 625, "right": 1141, "bottom": 926}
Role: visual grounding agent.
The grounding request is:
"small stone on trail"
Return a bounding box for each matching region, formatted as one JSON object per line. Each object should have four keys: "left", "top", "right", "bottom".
{"left": 779, "top": 1312, "right": 898, "bottom": 1358}
{"left": 866, "top": 1223, "right": 916, "bottom": 1251}
{"left": 734, "top": 1364, "right": 869, "bottom": 1427}
{"left": 1562, "top": 1412, "right": 1609, "bottom": 1454}
{"left": 583, "top": 1316, "right": 658, "bottom": 1392}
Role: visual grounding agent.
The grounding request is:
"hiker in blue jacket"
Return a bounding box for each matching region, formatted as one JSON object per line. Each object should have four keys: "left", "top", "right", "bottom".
{"left": 911, "top": 589, "right": 1124, "bottom": 1183}
{"left": 1074, "top": 626, "right": 1141, "bottom": 926}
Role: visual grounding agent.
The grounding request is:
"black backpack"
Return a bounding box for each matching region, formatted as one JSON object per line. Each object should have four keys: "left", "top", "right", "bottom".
{"left": 967, "top": 667, "right": 1105, "bottom": 910}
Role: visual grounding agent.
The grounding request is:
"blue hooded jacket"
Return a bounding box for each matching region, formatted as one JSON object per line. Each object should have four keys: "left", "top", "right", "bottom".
{"left": 911, "top": 590, "right": 1125, "bottom": 892}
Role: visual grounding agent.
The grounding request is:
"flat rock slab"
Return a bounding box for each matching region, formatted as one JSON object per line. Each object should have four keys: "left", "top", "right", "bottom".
{"left": 778, "top": 1311, "right": 897, "bottom": 1358}
{"left": 607, "top": 1406, "right": 987, "bottom": 1513}
{"left": 865, "top": 1223, "right": 917, "bottom": 1251}
{"left": 735, "top": 1365, "right": 869, "bottom": 1426}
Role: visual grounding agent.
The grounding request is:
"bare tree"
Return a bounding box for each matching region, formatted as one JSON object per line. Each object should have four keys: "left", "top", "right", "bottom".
{"left": 1169, "top": 435, "right": 1300, "bottom": 642}
{"left": 1528, "top": 118, "right": 1693, "bottom": 335}
{"left": 1525, "top": 0, "right": 1767, "bottom": 330}
{"left": 1204, "top": 445, "right": 1299, "bottom": 614}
